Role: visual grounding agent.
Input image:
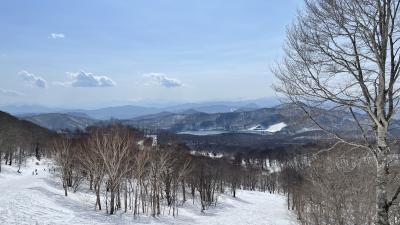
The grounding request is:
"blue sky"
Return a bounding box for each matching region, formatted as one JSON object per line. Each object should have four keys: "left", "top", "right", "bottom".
{"left": 0, "top": 0, "right": 301, "bottom": 108}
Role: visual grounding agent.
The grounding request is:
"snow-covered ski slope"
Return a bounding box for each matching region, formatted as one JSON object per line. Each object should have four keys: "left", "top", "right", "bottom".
{"left": 0, "top": 158, "right": 298, "bottom": 225}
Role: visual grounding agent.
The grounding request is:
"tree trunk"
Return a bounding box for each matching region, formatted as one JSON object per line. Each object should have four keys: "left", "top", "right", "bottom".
{"left": 124, "top": 182, "right": 128, "bottom": 212}
{"left": 117, "top": 187, "right": 121, "bottom": 209}
{"left": 8, "top": 152, "right": 12, "bottom": 166}
{"left": 156, "top": 188, "right": 161, "bottom": 216}
{"left": 95, "top": 179, "right": 101, "bottom": 210}
{"left": 17, "top": 147, "right": 22, "bottom": 173}
{"left": 152, "top": 188, "right": 156, "bottom": 217}
{"left": 376, "top": 125, "right": 390, "bottom": 225}
{"left": 5, "top": 152, "right": 8, "bottom": 165}
{"left": 376, "top": 154, "right": 390, "bottom": 225}
{"left": 89, "top": 173, "right": 93, "bottom": 190}
{"left": 165, "top": 181, "right": 172, "bottom": 206}
{"left": 67, "top": 171, "right": 72, "bottom": 187}
{"left": 35, "top": 143, "right": 40, "bottom": 161}
{"left": 181, "top": 180, "right": 186, "bottom": 203}
{"left": 64, "top": 177, "right": 68, "bottom": 197}
{"left": 105, "top": 190, "right": 109, "bottom": 214}
{"left": 134, "top": 182, "right": 138, "bottom": 215}
{"left": 110, "top": 190, "right": 115, "bottom": 214}
{"left": 191, "top": 184, "right": 195, "bottom": 203}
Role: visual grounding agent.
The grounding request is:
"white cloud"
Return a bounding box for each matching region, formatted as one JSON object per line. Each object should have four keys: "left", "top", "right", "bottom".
{"left": 0, "top": 89, "right": 24, "bottom": 97}
{"left": 64, "top": 71, "right": 116, "bottom": 87}
{"left": 143, "top": 73, "right": 184, "bottom": 88}
{"left": 19, "top": 70, "right": 48, "bottom": 88}
{"left": 49, "top": 33, "right": 65, "bottom": 39}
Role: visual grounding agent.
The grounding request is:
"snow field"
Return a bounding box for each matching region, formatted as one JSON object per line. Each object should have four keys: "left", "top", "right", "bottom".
{"left": 0, "top": 158, "right": 298, "bottom": 225}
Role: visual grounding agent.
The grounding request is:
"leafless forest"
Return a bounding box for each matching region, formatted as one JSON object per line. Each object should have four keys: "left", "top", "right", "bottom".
{"left": 0, "top": 121, "right": 291, "bottom": 218}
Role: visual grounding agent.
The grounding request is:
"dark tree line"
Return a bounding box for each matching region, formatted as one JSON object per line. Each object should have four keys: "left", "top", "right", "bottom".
{"left": 0, "top": 111, "right": 54, "bottom": 173}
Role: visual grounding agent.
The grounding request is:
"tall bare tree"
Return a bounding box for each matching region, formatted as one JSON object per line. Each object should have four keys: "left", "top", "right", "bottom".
{"left": 53, "top": 136, "right": 73, "bottom": 196}
{"left": 88, "top": 125, "right": 139, "bottom": 214}
{"left": 78, "top": 137, "right": 105, "bottom": 210}
{"left": 273, "top": 1, "right": 400, "bottom": 224}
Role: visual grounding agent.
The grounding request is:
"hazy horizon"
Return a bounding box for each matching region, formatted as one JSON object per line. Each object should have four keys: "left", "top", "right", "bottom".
{"left": 0, "top": 96, "right": 281, "bottom": 111}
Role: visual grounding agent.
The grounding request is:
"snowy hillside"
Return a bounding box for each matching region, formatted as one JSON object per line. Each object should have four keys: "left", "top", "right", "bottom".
{"left": 265, "top": 122, "right": 287, "bottom": 132}
{"left": 248, "top": 122, "right": 287, "bottom": 133}
{"left": 0, "top": 158, "right": 298, "bottom": 225}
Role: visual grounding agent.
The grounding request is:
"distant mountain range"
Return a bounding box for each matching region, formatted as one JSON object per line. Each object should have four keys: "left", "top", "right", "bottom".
{"left": 13, "top": 101, "right": 400, "bottom": 142}
{"left": 0, "top": 97, "right": 279, "bottom": 120}
{"left": 2, "top": 101, "right": 399, "bottom": 156}
{"left": 123, "top": 103, "right": 364, "bottom": 135}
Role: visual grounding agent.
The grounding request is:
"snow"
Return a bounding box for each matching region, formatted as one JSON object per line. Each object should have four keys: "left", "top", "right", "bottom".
{"left": 0, "top": 158, "right": 298, "bottom": 225}
{"left": 248, "top": 125, "right": 264, "bottom": 131}
{"left": 190, "top": 151, "right": 224, "bottom": 159}
{"left": 265, "top": 122, "right": 287, "bottom": 133}
{"left": 248, "top": 122, "right": 287, "bottom": 133}
{"left": 178, "top": 130, "right": 229, "bottom": 136}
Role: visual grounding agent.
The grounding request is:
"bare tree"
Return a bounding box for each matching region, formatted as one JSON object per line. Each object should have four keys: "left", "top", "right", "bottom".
{"left": 131, "top": 148, "right": 149, "bottom": 216}
{"left": 273, "top": 1, "right": 400, "bottom": 224}
{"left": 88, "top": 125, "right": 139, "bottom": 214}
{"left": 53, "top": 136, "right": 73, "bottom": 196}
{"left": 78, "top": 137, "right": 105, "bottom": 210}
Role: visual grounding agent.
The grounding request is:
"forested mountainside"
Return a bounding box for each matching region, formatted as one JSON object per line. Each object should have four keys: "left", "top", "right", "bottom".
{"left": 22, "top": 113, "right": 97, "bottom": 131}
{"left": 0, "top": 111, "right": 54, "bottom": 147}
